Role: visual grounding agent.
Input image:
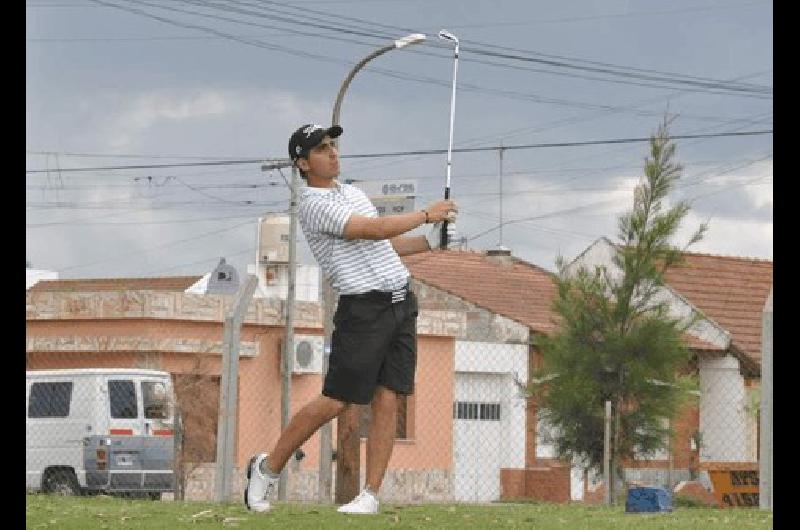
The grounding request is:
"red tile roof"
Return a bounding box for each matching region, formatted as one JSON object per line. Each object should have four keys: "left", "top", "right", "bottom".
{"left": 28, "top": 276, "right": 203, "bottom": 292}
{"left": 404, "top": 249, "right": 762, "bottom": 360}
{"left": 403, "top": 250, "right": 560, "bottom": 334}
{"left": 664, "top": 252, "right": 772, "bottom": 363}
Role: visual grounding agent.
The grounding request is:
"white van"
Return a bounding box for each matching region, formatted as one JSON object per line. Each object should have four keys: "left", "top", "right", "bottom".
{"left": 26, "top": 368, "right": 175, "bottom": 497}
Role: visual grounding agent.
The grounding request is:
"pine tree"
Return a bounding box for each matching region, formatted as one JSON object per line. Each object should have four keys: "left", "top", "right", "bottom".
{"left": 531, "top": 117, "right": 707, "bottom": 503}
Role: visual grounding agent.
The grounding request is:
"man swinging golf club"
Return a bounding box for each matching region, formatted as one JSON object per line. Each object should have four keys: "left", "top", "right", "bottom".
{"left": 245, "top": 123, "right": 457, "bottom": 515}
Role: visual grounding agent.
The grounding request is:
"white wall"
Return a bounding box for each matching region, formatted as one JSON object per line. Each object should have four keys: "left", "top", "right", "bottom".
{"left": 455, "top": 341, "right": 528, "bottom": 469}
{"left": 568, "top": 238, "right": 730, "bottom": 349}
{"left": 455, "top": 341, "right": 528, "bottom": 378}
{"left": 699, "top": 355, "right": 752, "bottom": 462}
{"left": 453, "top": 341, "right": 529, "bottom": 501}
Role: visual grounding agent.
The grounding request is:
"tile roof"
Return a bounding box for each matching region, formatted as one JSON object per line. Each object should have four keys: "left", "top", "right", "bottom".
{"left": 403, "top": 250, "right": 560, "bottom": 334}
{"left": 28, "top": 276, "right": 203, "bottom": 292}
{"left": 404, "top": 249, "right": 763, "bottom": 361}
{"left": 663, "top": 252, "right": 772, "bottom": 364}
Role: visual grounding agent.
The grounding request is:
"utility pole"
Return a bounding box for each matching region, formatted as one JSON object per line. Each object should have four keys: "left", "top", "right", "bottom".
{"left": 260, "top": 159, "right": 298, "bottom": 501}
{"left": 498, "top": 142, "right": 505, "bottom": 248}
{"left": 213, "top": 274, "right": 258, "bottom": 503}
{"left": 604, "top": 400, "right": 611, "bottom": 506}
{"left": 278, "top": 165, "right": 299, "bottom": 501}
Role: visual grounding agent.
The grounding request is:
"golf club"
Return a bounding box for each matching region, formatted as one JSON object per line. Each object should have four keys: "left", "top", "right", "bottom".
{"left": 438, "top": 29, "right": 459, "bottom": 249}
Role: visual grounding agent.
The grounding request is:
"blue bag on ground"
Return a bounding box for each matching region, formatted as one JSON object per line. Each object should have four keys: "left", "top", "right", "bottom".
{"left": 625, "top": 486, "right": 673, "bottom": 513}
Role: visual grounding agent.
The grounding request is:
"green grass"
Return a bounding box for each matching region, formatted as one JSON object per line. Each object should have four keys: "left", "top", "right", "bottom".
{"left": 26, "top": 494, "right": 772, "bottom": 529}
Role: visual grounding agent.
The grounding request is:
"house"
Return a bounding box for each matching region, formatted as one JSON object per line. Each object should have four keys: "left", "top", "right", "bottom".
{"left": 25, "top": 242, "right": 769, "bottom": 505}
{"left": 405, "top": 241, "right": 771, "bottom": 504}
{"left": 402, "top": 248, "right": 570, "bottom": 502}
{"left": 566, "top": 238, "right": 771, "bottom": 500}
{"left": 25, "top": 274, "right": 458, "bottom": 502}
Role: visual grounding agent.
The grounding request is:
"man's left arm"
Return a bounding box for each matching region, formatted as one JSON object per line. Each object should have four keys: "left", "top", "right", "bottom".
{"left": 391, "top": 236, "right": 430, "bottom": 256}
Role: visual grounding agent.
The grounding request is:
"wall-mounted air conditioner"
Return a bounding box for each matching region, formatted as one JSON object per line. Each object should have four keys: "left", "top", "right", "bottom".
{"left": 283, "top": 335, "right": 324, "bottom": 374}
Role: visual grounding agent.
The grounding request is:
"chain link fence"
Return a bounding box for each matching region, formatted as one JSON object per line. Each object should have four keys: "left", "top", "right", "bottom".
{"left": 26, "top": 283, "right": 769, "bottom": 509}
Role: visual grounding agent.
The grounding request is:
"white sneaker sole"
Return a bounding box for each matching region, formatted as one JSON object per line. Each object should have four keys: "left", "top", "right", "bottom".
{"left": 244, "top": 455, "right": 270, "bottom": 513}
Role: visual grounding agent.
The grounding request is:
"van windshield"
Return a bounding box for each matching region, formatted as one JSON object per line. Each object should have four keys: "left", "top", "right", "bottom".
{"left": 143, "top": 381, "right": 169, "bottom": 420}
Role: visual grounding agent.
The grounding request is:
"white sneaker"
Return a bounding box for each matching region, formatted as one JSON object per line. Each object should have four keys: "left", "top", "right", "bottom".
{"left": 337, "top": 488, "right": 379, "bottom": 514}
{"left": 244, "top": 453, "right": 279, "bottom": 513}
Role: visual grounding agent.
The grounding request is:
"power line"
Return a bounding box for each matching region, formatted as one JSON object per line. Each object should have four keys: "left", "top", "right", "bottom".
{"left": 24, "top": 158, "right": 757, "bottom": 187}
{"left": 467, "top": 198, "right": 622, "bottom": 242}
{"left": 25, "top": 130, "right": 773, "bottom": 174}
{"left": 38, "top": 0, "right": 774, "bottom": 98}
{"left": 241, "top": 0, "right": 772, "bottom": 95}
{"left": 91, "top": 0, "right": 772, "bottom": 99}
{"left": 250, "top": 0, "right": 771, "bottom": 92}
{"left": 442, "top": 2, "right": 771, "bottom": 29}
{"left": 463, "top": 153, "right": 772, "bottom": 244}
{"left": 26, "top": 212, "right": 281, "bottom": 228}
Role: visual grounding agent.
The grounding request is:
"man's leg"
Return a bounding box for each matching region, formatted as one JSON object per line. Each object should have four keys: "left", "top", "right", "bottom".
{"left": 364, "top": 385, "right": 398, "bottom": 492}
{"left": 266, "top": 394, "right": 346, "bottom": 474}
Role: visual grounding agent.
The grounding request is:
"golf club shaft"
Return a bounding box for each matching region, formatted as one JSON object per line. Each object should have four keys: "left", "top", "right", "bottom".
{"left": 441, "top": 41, "right": 459, "bottom": 249}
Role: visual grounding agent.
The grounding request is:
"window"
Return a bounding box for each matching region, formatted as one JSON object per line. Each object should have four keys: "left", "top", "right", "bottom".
{"left": 143, "top": 381, "right": 169, "bottom": 419}
{"left": 109, "top": 380, "right": 137, "bottom": 419}
{"left": 453, "top": 401, "right": 501, "bottom": 421}
{"left": 28, "top": 382, "right": 72, "bottom": 418}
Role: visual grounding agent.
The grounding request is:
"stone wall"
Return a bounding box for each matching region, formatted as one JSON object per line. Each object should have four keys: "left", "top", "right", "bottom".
{"left": 181, "top": 464, "right": 453, "bottom": 504}
{"left": 26, "top": 290, "right": 323, "bottom": 328}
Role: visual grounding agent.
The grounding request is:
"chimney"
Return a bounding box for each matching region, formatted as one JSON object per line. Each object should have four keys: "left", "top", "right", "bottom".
{"left": 486, "top": 246, "right": 513, "bottom": 266}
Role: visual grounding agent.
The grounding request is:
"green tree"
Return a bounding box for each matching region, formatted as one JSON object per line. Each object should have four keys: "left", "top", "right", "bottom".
{"left": 531, "top": 117, "right": 706, "bottom": 503}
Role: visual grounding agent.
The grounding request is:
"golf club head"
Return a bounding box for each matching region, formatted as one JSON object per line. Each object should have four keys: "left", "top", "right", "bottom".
{"left": 438, "top": 29, "right": 459, "bottom": 44}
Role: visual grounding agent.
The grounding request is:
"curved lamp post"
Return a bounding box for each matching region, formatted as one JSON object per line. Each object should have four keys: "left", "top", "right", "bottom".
{"left": 332, "top": 33, "right": 426, "bottom": 128}
{"left": 323, "top": 33, "right": 426, "bottom": 505}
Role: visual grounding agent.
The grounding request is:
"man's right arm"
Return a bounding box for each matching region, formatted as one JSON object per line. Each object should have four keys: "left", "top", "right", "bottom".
{"left": 343, "top": 200, "right": 457, "bottom": 241}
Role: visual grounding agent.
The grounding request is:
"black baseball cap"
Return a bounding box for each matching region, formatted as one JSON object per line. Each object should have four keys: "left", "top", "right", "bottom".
{"left": 288, "top": 124, "right": 343, "bottom": 162}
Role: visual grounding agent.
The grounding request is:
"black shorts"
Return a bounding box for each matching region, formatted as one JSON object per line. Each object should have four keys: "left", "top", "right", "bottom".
{"left": 322, "top": 285, "right": 418, "bottom": 405}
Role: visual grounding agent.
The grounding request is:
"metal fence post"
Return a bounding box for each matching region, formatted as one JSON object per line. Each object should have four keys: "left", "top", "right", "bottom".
{"left": 214, "top": 275, "right": 258, "bottom": 503}
{"left": 318, "top": 274, "right": 333, "bottom": 502}
{"left": 604, "top": 400, "right": 611, "bottom": 506}
{"left": 173, "top": 409, "right": 184, "bottom": 501}
{"left": 759, "top": 286, "right": 772, "bottom": 510}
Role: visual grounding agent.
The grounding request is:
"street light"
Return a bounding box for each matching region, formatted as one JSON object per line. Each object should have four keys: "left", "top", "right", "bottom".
{"left": 332, "top": 33, "right": 427, "bottom": 128}
{"left": 322, "top": 32, "right": 426, "bottom": 505}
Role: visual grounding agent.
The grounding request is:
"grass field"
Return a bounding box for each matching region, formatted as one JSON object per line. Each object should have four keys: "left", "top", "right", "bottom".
{"left": 26, "top": 494, "right": 772, "bottom": 529}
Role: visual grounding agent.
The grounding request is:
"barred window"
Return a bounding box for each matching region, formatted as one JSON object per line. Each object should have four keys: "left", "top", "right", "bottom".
{"left": 453, "top": 401, "right": 501, "bottom": 421}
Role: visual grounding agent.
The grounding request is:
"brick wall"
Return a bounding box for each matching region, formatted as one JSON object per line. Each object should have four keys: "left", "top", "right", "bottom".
{"left": 500, "top": 461, "right": 571, "bottom": 503}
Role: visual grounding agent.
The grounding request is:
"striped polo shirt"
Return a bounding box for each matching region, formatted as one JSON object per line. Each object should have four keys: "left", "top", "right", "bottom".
{"left": 298, "top": 180, "right": 410, "bottom": 295}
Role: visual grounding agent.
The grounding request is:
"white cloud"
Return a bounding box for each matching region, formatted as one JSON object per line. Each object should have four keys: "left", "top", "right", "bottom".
{"left": 674, "top": 209, "right": 772, "bottom": 259}
{"left": 692, "top": 159, "right": 773, "bottom": 209}
{"left": 107, "top": 90, "right": 233, "bottom": 150}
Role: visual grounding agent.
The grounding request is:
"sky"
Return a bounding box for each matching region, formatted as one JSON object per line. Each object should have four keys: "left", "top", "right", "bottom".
{"left": 26, "top": 0, "right": 773, "bottom": 280}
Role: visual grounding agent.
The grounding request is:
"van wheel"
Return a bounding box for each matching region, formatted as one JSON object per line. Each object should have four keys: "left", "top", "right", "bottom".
{"left": 42, "top": 469, "right": 81, "bottom": 496}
